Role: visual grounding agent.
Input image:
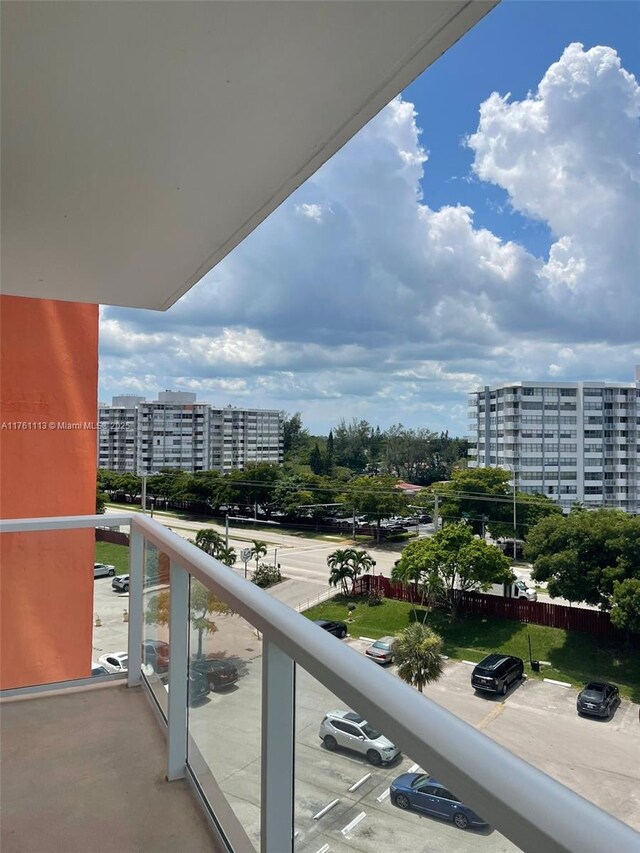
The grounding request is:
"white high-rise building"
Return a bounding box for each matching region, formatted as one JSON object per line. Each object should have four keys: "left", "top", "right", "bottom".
{"left": 98, "top": 392, "right": 283, "bottom": 474}
{"left": 468, "top": 371, "right": 640, "bottom": 513}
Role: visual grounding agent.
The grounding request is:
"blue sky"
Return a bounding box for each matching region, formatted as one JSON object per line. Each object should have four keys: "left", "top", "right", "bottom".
{"left": 100, "top": 2, "right": 640, "bottom": 436}
{"left": 405, "top": 1, "right": 640, "bottom": 254}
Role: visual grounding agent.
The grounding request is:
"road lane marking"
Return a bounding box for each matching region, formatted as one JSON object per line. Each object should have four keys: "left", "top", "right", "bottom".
{"left": 476, "top": 702, "right": 506, "bottom": 731}
{"left": 348, "top": 773, "right": 371, "bottom": 792}
{"left": 313, "top": 798, "right": 340, "bottom": 820}
{"left": 341, "top": 811, "right": 366, "bottom": 837}
{"left": 376, "top": 787, "right": 390, "bottom": 802}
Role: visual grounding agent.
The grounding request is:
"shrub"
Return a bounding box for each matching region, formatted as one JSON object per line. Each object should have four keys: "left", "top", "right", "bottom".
{"left": 367, "top": 589, "right": 384, "bottom": 607}
{"left": 252, "top": 563, "right": 283, "bottom": 589}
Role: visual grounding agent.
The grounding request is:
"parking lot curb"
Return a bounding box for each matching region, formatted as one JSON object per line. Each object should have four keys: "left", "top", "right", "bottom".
{"left": 543, "top": 678, "right": 572, "bottom": 688}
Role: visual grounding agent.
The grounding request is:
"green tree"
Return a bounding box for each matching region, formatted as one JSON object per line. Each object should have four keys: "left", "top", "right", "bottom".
{"left": 327, "top": 548, "right": 355, "bottom": 596}
{"left": 525, "top": 510, "right": 640, "bottom": 609}
{"left": 392, "top": 522, "right": 512, "bottom": 616}
{"left": 250, "top": 539, "right": 268, "bottom": 573}
{"left": 194, "top": 528, "right": 224, "bottom": 557}
{"left": 349, "top": 549, "right": 374, "bottom": 593}
{"left": 283, "top": 412, "right": 309, "bottom": 457}
{"left": 394, "top": 623, "right": 445, "bottom": 692}
{"left": 341, "top": 474, "right": 407, "bottom": 542}
{"left": 435, "top": 468, "right": 512, "bottom": 534}
{"left": 96, "top": 486, "right": 108, "bottom": 514}
{"left": 309, "top": 442, "right": 323, "bottom": 475}
{"left": 216, "top": 546, "right": 237, "bottom": 567}
{"left": 333, "top": 418, "right": 372, "bottom": 471}
{"left": 145, "top": 581, "right": 232, "bottom": 660}
{"left": 325, "top": 430, "right": 335, "bottom": 475}
{"left": 610, "top": 579, "right": 640, "bottom": 637}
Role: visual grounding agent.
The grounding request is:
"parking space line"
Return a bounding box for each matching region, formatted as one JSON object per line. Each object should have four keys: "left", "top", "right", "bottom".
{"left": 408, "top": 762, "right": 421, "bottom": 773}
{"left": 359, "top": 637, "right": 375, "bottom": 643}
{"left": 544, "top": 678, "right": 571, "bottom": 688}
{"left": 376, "top": 787, "right": 390, "bottom": 802}
{"left": 315, "top": 845, "right": 330, "bottom": 853}
{"left": 341, "top": 811, "right": 366, "bottom": 837}
{"left": 313, "top": 798, "right": 340, "bottom": 820}
{"left": 476, "top": 702, "right": 506, "bottom": 731}
{"left": 348, "top": 773, "right": 371, "bottom": 792}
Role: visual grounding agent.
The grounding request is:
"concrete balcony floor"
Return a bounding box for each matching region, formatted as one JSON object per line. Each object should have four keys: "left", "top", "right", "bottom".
{"left": 1, "top": 682, "right": 221, "bottom": 853}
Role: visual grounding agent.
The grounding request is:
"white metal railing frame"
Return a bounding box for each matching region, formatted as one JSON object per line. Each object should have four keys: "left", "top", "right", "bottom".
{"left": 1, "top": 513, "right": 639, "bottom": 853}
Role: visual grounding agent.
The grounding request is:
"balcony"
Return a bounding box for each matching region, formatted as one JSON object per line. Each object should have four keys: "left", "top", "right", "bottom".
{"left": 2, "top": 513, "right": 639, "bottom": 853}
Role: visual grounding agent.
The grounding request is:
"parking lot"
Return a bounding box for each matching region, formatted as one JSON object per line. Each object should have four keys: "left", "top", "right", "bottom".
{"left": 92, "top": 576, "right": 640, "bottom": 851}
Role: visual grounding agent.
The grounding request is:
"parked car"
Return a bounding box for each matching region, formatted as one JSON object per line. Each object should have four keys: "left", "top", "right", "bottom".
{"left": 471, "top": 653, "right": 524, "bottom": 695}
{"left": 390, "top": 773, "right": 488, "bottom": 830}
{"left": 142, "top": 639, "right": 170, "bottom": 673}
{"left": 162, "top": 671, "right": 210, "bottom": 705}
{"left": 365, "top": 636, "right": 397, "bottom": 665}
{"left": 191, "top": 657, "right": 239, "bottom": 691}
{"left": 319, "top": 709, "right": 400, "bottom": 765}
{"left": 576, "top": 682, "right": 620, "bottom": 718}
{"left": 91, "top": 662, "right": 110, "bottom": 677}
{"left": 94, "top": 562, "right": 116, "bottom": 578}
{"left": 98, "top": 652, "right": 129, "bottom": 674}
{"left": 313, "top": 619, "right": 347, "bottom": 639}
{"left": 112, "top": 574, "right": 129, "bottom": 592}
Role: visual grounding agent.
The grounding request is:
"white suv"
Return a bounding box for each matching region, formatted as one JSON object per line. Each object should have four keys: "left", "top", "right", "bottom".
{"left": 319, "top": 710, "right": 400, "bottom": 765}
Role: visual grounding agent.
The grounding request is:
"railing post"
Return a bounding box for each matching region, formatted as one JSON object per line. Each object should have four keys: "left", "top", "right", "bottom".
{"left": 261, "top": 639, "right": 295, "bottom": 853}
{"left": 167, "top": 560, "right": 189, "bottom": 781}
{"left": 127, "top": 528, "right": 144, "bottom": 687}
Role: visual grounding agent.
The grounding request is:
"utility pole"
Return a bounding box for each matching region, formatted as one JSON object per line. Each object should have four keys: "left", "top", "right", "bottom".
{"left": 433, "top": 494, "right": 439, "bottom": 531}
{"left": 352, "top": 506, "right": 356, "bottom": 541}
{"left": 225, "top": 514, "right": 229, "bottom": 550}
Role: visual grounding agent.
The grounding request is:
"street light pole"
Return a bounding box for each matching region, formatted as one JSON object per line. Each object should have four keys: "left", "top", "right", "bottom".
{"left": 512, "top": 477, "right": 517, "bottom": 562}
{"left": 141, "top": 475, "right": 147, "bottom": 513}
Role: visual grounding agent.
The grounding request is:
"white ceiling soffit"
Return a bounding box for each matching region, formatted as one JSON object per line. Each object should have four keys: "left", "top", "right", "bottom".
{"left": 1, "top": 1, "right": 497, "bottom": 310}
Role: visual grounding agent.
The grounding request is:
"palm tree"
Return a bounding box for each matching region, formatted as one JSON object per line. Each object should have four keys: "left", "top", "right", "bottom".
{"left": 216, "top": 546, "right": 237, "bottom": 567}
{"left": 194, "top": 528, "right": 224, "bottom": 556}
{"left": 394, "top": 623, "right": 444, "bottom": 693}
{"left": 327, "top": 548, "right": 355, "bottom": 597}
{"left": 349, "top": 549, "right": 374, "bottom": 594}
{"left": 250, "top": 539, "right": 268, "bottom": 573}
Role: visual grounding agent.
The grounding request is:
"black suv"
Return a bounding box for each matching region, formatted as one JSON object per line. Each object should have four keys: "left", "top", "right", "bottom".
{"left": 471, "top": 654, "right": 524, "bottom": 695}
{"left": 191, "top": 657, "right": 239, "bottom": 691}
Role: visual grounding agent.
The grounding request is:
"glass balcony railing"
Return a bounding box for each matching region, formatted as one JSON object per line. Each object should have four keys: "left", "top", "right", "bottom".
{"left": 1, "top": 513, "right": 639, "bottom": 853}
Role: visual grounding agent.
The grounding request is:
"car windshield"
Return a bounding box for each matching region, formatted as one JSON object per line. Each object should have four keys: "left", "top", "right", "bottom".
{"left": 411, "top": 774, "right": 430, "bottom": 789}
{"left": 372, "top": 641, "right": 391, "bottom": 650}
{"left": 582, "top": 684, "right": 606, "bottom": 698}
{"left": 360, "top": 723, "right": 381, "bottom": 740}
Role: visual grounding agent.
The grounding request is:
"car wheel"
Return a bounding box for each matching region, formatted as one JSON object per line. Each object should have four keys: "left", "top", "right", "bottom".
{"left": 123, "top": 584, "right": 129, "bottom": 592}
{"left": 453, "top": 812, "right": 470, "bottom": 830}
{"left": 339, "top": 628, "right": 347, "bottom": 639}
{"left": 394, "top": 793, "right": 410, "bottom": 810}
{"left": 108, "top": 568, "right": 115, "bottom": 576}
{"left": 605, "top": 704, "right": 612, "bottom": 719}
{"left": 500, "top": 681, "right": 507, "bottom": 696}
{"left": 323, "top": 735, "right": 337, "bottom": 751}
{"left": 366, "top": 749, "right": 382, "bottom": 766}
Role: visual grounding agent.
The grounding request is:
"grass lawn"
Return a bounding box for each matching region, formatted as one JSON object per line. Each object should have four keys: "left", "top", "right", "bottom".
{"left": 304, "top": 596, "right": 640, "bottom": 702}
{"left": 95, "top": 542, "right": 129, "bottom": 574}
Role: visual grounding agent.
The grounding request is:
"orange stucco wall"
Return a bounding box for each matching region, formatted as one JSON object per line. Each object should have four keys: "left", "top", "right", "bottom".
{"left": 0, "top": 295, "right": 99, "bottom": 689}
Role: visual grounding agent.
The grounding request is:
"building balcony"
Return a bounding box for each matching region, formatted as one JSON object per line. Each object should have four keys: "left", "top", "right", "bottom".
{"left": 2, "top": 513, "right": 640, "bottom": 853}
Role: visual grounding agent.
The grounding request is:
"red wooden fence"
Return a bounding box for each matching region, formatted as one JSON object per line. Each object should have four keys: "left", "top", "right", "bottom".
{"left": 354, "top": 575, "right": 635, "bottom": 642}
